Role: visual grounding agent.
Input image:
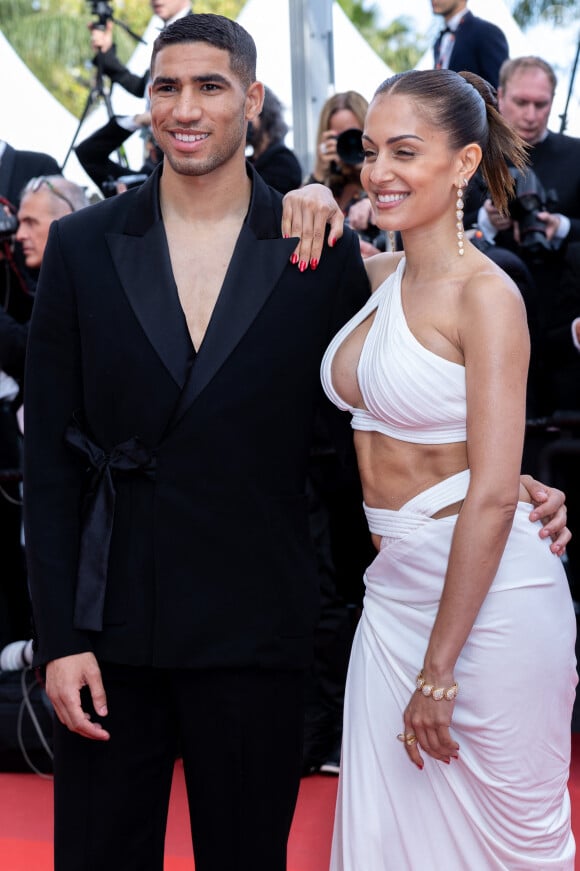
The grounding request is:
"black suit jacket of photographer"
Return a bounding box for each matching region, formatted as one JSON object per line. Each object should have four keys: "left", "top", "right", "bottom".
{"left": 0, "top": 143, "right": 61, "bottom": 380}
{"left": 24, "top": 162, "right": 370, "bottom": 669}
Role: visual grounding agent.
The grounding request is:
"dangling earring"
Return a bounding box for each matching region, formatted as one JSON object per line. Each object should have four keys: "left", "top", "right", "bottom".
{"left": 388, "top": 230, "right": 397, "bottom": 253}
{"left": 456, "top": 178, "right": 468, "bottom": 256}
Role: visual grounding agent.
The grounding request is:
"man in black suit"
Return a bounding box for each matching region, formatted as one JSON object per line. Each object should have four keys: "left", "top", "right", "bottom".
{"left": 24, "top": 15, "right": 369, "bottom": 871}
{"left": 431, "top": 0, "right": 508, "bottom": 89}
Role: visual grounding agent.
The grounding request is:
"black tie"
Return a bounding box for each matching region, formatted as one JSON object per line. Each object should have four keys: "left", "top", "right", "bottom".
{"left": 435, "top": 27, "right": 452, "bottom": 69}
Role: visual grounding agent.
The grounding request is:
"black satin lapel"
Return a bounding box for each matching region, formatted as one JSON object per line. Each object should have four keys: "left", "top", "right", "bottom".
{"left": 171, "top": 226, "right": 297, "bottom": 424}
{"left": 106, "top": 224, "right": 193, "bottom": 388}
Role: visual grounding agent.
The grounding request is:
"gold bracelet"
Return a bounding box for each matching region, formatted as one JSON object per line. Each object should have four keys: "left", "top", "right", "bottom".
{"left": 416, "top": 670, "right": 458, "bottom": 701}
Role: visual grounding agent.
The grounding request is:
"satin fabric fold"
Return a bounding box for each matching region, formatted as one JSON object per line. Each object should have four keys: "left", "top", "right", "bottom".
{"left": 64, "top": 419, "right": 156, "bottom": 632}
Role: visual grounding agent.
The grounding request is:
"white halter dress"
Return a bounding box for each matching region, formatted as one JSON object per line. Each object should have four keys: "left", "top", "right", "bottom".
{"left": 320, "top": 257, "right": 577, "bottom": 870}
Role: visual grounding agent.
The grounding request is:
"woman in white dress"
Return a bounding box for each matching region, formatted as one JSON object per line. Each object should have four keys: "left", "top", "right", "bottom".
{"left": 292, "top": 68, "right": 577, "bottom": 870}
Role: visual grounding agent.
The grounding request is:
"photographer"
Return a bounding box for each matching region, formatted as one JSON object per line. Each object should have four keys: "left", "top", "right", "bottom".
{"left": 466, "top": 56, "right": 580, "bottom": 600}
{"left": 476, "top": 58, "right": 580, "bottom": 248}
{"left": 0, "top": 176, "right": 89, "bottom": 651}
{"left": 75, "top": 111, "right": 162, "bottom": 196}
{"left": 88, "top": 0, "right": 193, "bottom": 101}
{"left": 307, "top": 91, "right": 385, "bottom": 258}
{"left": 466, "top": 58, "right": 580, "bottom": 404}
{"left": 0, "top": 142, "right": 61, "bottom": 648}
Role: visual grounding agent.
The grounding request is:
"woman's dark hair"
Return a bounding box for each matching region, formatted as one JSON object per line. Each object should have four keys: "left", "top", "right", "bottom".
{"left": 374, "top": 69, "right": 528, "bottom": 214}
{"left": 257, "top": 87, "right": 289, "bottom": 145}
{"left": 150, "top": 13, "right": 257, "bottom": 88}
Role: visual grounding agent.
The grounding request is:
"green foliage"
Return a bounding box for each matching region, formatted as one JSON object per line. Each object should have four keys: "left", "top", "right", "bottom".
{"left": 337, "top": 1, "right": 427, "bottom": 72}
{"left": 512, "top": 0, "right": 580, "bottom": 28}
{"left": 0, "top": 0, "right": 244, "bottom": 117}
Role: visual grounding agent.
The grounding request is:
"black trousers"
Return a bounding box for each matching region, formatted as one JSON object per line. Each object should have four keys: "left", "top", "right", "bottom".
{"left": 53, "top": 663, "right": 306, "bottom": 871}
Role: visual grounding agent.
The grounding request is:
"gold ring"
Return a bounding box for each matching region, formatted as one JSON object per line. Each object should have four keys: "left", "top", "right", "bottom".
{"left": 397, "top": 732, "right": 417, "bottom": 745}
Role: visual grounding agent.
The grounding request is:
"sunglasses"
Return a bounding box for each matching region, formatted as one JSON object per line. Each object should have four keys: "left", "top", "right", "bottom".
{"left": 25, "top": 176, "right": 76, "bottom": 213}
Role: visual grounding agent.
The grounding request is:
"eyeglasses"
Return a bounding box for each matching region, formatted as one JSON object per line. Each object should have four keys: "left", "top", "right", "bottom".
{"left": 25, "top": 176, "right": 76, "bottom": 213}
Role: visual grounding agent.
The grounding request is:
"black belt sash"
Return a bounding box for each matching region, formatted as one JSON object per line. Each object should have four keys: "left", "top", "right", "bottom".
{"left": 64, "top": 420, "right": 156, "bottom": 632}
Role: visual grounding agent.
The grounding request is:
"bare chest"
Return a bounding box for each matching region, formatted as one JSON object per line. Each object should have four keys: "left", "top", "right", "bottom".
{"left": 165, "top": 223, "right": 241, "bottom": 351}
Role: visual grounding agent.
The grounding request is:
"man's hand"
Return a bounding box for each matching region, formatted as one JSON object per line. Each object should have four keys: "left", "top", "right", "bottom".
{"left": 89, "top": 19, "right": 114, "bottom": 54}
{"left": 520, "top": 474, "right": 571, "bottom": 556}
{"left": 133, "top": 111, "right": 152, "bottom": 129}
{"left": 281, "top": 184, "right": 344, "bottom": 271}
{"left": 536, "top": 211, "right": 561, "bottom": 241}
{"left": 45, "top": 652, "right": 110, "bottom": 741}
{"left": 483, "top": 198, "right": 512, "bottom": 233}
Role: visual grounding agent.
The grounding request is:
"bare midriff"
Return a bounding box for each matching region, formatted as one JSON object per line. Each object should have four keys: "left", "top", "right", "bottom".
{"left": 354, "top": 430, "right": 531, "bottom": 551}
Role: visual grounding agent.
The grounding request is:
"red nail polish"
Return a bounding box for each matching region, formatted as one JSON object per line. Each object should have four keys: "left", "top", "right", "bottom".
{"left": 299, "top": 260, "right": 307, "bottom": 272}
{"left": 416, "top": 762, "right": 423, "bottom": 770}
{"left": 310, "top": 258, "right": 318, "bottom": 270}
{"left": 329, "top": 237, "right": 335, "bottom": 247}
{"left": 443, "top": 759, "right": 450, "bottom": 765}
{"left": 290, "top": 253, "right": 298, "bottom": 265}
{"left": 283, "top": 233, "right": 289, "bottom": 239}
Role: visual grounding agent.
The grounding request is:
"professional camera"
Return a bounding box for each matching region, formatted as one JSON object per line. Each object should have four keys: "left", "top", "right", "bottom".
{"left": 336, "top": 128, "right": 365, "bottom": 166}
{"left": 101, "top": 173, "right": 149, "bottom": 197}
{"left": 508, "top": 167, "right": 558, "bottom": 257}
{"left": 87, "top": 0, "right": 114, "bottom": 30}
{"left": 0, "top": 210, "right": 18, "bottom": 241}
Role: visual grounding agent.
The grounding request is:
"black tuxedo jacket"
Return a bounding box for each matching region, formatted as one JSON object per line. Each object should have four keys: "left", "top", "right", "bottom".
{"left": 24, "top": 164, "right": 370, "bottom": 670}
{"left": 433, "top": 11, "right": 508, "bottom": 89}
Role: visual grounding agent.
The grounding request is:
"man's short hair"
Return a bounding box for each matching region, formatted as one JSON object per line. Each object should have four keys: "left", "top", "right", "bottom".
{"left": 21, "top": 175, "right": 90, "bottom": 213}
{"left": 150, "top": 13, "right": 257, "bottom": 88}
{"left": 499, "top": 56, "right": 557, "bottom": 95}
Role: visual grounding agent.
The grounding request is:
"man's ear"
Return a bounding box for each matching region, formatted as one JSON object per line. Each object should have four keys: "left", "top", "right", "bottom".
{"left": 246, "top": 81, "right": 265, "bottom": 123}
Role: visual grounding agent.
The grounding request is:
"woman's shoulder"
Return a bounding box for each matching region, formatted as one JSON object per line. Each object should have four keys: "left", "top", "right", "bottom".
{"left": 365, "top": 251, "right": 405, "bottom": 293}
{"left": 459, "top": 251, "right": 527, "bottom": 321}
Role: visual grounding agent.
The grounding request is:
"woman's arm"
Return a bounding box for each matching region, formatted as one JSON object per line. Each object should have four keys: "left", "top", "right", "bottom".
{"left": 404, "top": 270, "right": 530, "bottom": 769}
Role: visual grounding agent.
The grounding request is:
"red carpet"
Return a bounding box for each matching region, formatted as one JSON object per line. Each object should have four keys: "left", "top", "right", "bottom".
{"left": 2, "top": 739, "right": 580, "bottom": 870}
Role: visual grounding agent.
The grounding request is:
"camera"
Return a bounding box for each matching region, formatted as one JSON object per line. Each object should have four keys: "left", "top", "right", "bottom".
{"left": 101, "top": 173, "right": 149, "bottom": 197}
{"left": 0, "top": 210, "right": 18, "bottom": 241}
{"left": 508, "top": 167, "right": 558, "bottom": 257}
{"left": 336, "top": 128, "right": 365, "bottom": 166}
{"left": 87, "top": 0, "right": 114, "bottom": 30}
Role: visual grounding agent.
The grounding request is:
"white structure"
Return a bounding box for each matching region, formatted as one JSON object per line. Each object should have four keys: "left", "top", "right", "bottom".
{"left": 238, "top": 0, "right": 394, "bottom": 113}
{"left": 0, "top": 30, "right": 98, "bottom": 191}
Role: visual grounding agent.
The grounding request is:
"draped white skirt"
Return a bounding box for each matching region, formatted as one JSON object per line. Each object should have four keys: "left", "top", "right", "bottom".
{"left": 330, "top": 471, "right": 577, "bottom": 871}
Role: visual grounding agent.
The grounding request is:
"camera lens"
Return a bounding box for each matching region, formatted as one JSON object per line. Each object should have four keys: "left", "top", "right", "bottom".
{"left": 335, "top": 128, "right": 364, "bottom": 166}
